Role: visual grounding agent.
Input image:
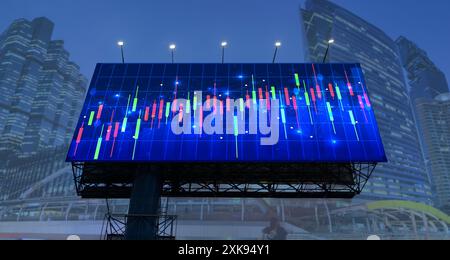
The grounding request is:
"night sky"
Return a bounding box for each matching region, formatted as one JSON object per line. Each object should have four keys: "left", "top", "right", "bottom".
{"left": 2, "top": 0, "right": 450, "bottom": 88}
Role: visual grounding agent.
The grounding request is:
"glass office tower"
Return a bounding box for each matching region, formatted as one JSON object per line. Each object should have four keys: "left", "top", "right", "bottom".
{"left": 0, "top": 17, "right": 86, "bottom": 200}
{"left": 0, "top": 17, "right": 87, "bottom": 155}
{"left": 301, "top": 0, "right": 432, "bottom": 203}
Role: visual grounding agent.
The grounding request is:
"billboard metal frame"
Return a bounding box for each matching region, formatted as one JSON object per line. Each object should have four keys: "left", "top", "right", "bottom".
{"left": 71, "top": 162, "right": 377, "bottom": 199}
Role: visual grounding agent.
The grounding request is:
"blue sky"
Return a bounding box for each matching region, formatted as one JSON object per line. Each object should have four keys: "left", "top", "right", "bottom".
{"left": 2, "top": 0, "right": 450, "bottom": 85}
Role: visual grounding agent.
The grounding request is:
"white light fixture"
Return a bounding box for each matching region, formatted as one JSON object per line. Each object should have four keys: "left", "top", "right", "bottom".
{"left": 117, "top": 41, "right": 124, "bottom": 46}
{"left": 169, "top": 44, "right": 176, "bottom": 50}
{"left": 328, "top": 39, "right": 335, "bottom": 44}
{"left": 275, "top": 41, "right": 282, "bottom": 47}
{"left": 221, "top": 41, "right": 228, "bottom": 47}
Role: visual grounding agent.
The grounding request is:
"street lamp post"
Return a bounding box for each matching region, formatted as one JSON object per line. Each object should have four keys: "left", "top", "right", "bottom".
{"left": 322, "top": 39, "right": 335, "bottom": 63}
{"left": 273, "top": 41, "right": 282, "bottom": 64}
{"left": 221, "top": 41, "right": 228, "bottom": 64}
{"left": 117, "top": 41, "right": 125, "bottom": 64}
{"left": 169, "top": 44, "right": 176, "bottom": 64}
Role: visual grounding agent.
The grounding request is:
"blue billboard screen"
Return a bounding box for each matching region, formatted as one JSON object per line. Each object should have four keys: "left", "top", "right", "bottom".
{"left": 66, "top": 63, "right": 386, "bottom": 163}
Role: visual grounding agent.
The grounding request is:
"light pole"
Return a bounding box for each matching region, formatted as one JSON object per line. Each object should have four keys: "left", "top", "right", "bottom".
{"left": 221, "top": 41, "right": 228, "bottom": 64}
{"left": 322, "top": 39, "right": 335, "bottom": 63}
{"left": 117, "top": 41, "right": 125, "bottom": 63}
{"left": 169, "top": 44, "right": 176, "bottom": 64}
{"left": 272, "top": 41, "right": 282, "bottom": 64}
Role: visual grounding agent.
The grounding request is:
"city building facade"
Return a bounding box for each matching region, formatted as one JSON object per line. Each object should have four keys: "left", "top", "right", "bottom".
{"left": 0, "top": 17, "right": 87, "bottom": 156}
{"left": 0, "top": 145, "right": 74, "bottom": 201}
{"left": 0, "top": 17, "right": 86, "bottom": 202}
{"left": 415, "top": 94, "right": 450, "bottom": 213}
{"left": 300, "top": 0, "right": 432, "bottom": 203}
{"left": 396, "top": 36, "right": 450, "bottom": 210}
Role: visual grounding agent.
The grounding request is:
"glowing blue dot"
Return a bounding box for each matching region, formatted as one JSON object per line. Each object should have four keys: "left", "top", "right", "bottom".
{"left": 332, "top": 140, "right": 337, "bottom": 144}
{"left": 317, "top": 74, "right": 324, "bottom": 81}
{"left": 297, "top": 130, "right": 302, "bottom": 134}
{"left": 115, "top": 94, "right": 120, "bottom": 98}
{"left": 293, "top": 88, "right": 300, "bottom": 95}
{"left": 238, "top": 75, "right": 244, "bottom": 79}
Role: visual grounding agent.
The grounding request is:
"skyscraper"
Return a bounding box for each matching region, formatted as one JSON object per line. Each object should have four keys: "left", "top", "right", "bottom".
{"left": 300, "top": 0, "right": 432, "bottom": 203}
{"left": 0, "top": 17, "right": 87, "bottom": 156}
{"left": 415, "top": 94, "right": 450, "bottom": 213}
{"left": 397, "top": 37, "right": 450, "bottom": 212}
{"left": 0, "top": 17, "right": 86, "bottom": 202}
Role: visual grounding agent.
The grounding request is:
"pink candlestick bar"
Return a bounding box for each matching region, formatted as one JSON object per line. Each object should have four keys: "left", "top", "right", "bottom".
{"left": 151, "top": 101, "right": 157, "bottom": 119}
{"left": 316, "top": 85, "right": 322, "bottom": 99}
{"left": 284, "top": 87, "right": 291, "bottom": 106}
{"left": 358, "top": 95, "right": 368, "bottom": 122}
{"left": 292, "top": 95, "right": 300, "bottom": 130}
{"left": 144, "top": 106, "right": 150, "bottom": 121}
{"left": 73, "top": 123, "right": 84, "bottom": 156}
{"left": 158, "top": 99, "right": 164, "bottom": 128}
{"left": 113, "top": 122, "right": 120, "bottom": 138}
{"left": 96, "top": 104, "right": 103, "bottom": 120}
{"left": 328, "top": 83, "right": 335, "bottom": 99}
{"left": 310, "top": 88, "right": 317, "bottom": 113}
{"left": 105, "top": 125, "right": 112, "bottom": 141}
{"left": 364, "top": 93, "right": 371, "bottom": 107}
{"left": 76, "top": 125, "right": 84, "bottom": 144}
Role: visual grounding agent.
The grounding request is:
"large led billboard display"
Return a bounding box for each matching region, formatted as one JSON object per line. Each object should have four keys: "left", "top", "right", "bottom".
{"left": 67, "top": 63, "right": 386, "bottom": 163}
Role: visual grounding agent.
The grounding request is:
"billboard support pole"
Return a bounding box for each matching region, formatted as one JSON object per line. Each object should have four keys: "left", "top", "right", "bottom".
{"left": 125, "top": 172, "right": 162, "bottom": 240}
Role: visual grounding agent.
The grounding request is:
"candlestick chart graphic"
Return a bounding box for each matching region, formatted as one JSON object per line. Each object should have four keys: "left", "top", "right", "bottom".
{"left": 66, "top": 63, "right": 387, "bottom": 163}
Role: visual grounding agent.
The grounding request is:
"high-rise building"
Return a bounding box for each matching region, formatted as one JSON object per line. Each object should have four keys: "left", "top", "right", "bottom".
{"left": 397, "top": 37, "right": 450, "bottom": 212}
{"left": 300, "top": 0, "right": 432, "bottom": 203}
{"left": 0, "top": 17, "right": 86, "bottom": 203}
{"left": 396, "top": 36, "right": 449, "bottom": 205}
{"left": 415, "top": 94, "right": 450, "bottom": 213}
{"left": 0, "top": 17, "right": 87, "bottom": 156}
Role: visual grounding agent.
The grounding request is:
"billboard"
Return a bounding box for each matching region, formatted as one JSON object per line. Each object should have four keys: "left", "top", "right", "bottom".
{"left": 67, "top": 63, "right": 386, "bottom": 163}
